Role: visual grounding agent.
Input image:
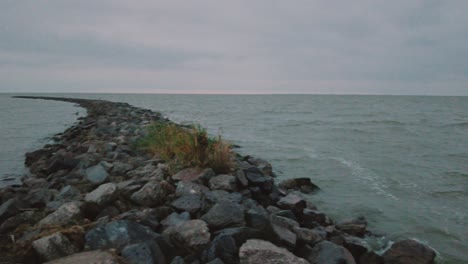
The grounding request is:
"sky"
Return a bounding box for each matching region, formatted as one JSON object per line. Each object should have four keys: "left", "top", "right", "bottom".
{"left": 1, "top": 0, "right": 467, "bottom": 95}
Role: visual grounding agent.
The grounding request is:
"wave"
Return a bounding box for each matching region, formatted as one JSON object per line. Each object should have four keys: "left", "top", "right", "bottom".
{"left": 443, "top": 122, "right": 468, "bottom": 128}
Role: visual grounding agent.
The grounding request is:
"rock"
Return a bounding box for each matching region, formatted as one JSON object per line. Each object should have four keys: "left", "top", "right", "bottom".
{"left": 337, "top": 216, "right": 367, "bottom": 237}
{"left": 244, "top": 167, "right": 266, "bottom": 186}
{"left": 247, "top": 158, "right": 273, "bottom": 176}
{"left": 301, "top": 209, "right": 332, "bottom": 227}
{"left": 131, "top": 180, "right": 174, "bottom": 207}
{"left": 58, "top": 185, "right": 81, "bottom": 200}
{"left": 201, "top": 202, "right": 245, "bottom": 231}
{"left": 39, "top": 201, "right": 83, "bottom": 226}
{"left": 172, "top": 167, "right": 214, "bottom": 183}
{"left": 112, "top": 161, "right": 134, "bottom": 174}
{"left": 32, "top": 232, "right": 79, "bottom": 262}
{"left": 117, "top": 208, "right": 167, "bottom": 230}
{"left": 43, "top": 250, "right": 123, "bottom": 264}
{"left": 206, "top": 234, "right": 238, "bottom": 264}
{"left": 171, "top": 194, "right": 203, "bottom": 214}
{"left": 302, "top": 240, "right": 356, "bottom": 264}
{"left": 214, "top": 227, "right": 264, "bottom": 247}
{"left": 278, "top": 178, "right": 319, "bottom": 194}
{"left": 245, "top": 209, "right": 269, "bottom": 230}
{"left": 24, "top": 188, "right": 55, "bottom": 208}
{"left": 175, "top": 181, "right": 209, "bottom": 197}
{"left": 359, "top": 251, "right": 384, "bottom": 264}
{"left": 342, "top": 235, "right": 369, "bottom": 261}
{"left": 239, "top": 239, "right": 309, "bottom": 264}
{"left": 294, "top": 227, "right": 323, "bottom": 245}
{"left": 121, "top": 241, "right": 166, "bottom": 264}
{"left": 0, "top": 210, "right": 41, "bottom": 232}
{"left": 206, "top": 190, "right": 243, "bottom": 204}
{"left": 85, "top": 164, "right": 109, "bottom": 184}
{"left": 0, "top": 198, "right": 22, "bottom": 223}
{"left": 383, "top": 239, "right": 436, "bottom": 264}
{"left": 269, "top": 215, "right": 299, "bottom": 248}
{"left": 209, "top": 174, "right": 237, "bottom": 192}
{"left": 235, "top": 170, "right": 249, "bottom": 187}
{"left": 161, "top": 212, "right": 191, "bottom": 230}
{"left": 277, "top": 193, "right": 307, "bottom": 213}
{"left": 170, "top": 220, "right": 211, "bottom": 252}
{"left": 85, "top": 182, "right": 118, "bottom": 206}
{"left": 207, "top": 259, "right": 224, "bottom": 264}
{"left": 85, "top": 220, "right": 159, "bottom": 251}
{"left": 170, "top": 256, "right": 185, "bottom": 264}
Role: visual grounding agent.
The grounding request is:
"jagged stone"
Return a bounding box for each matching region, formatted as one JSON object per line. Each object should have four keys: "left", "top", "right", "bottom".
{"left": 170, "top": 220, "right": 211, "bottom": 252}
{"left": 32, "top": 232, "right": 79, "bottom": 262}
{"left": 383, "top": 239, "right": 436, "bottom": 264}
{"left": 201, "top": 201, "right": 245, "bottom": 231}
{"left": 84, "top": 164, "right": 109, "bottom": 184}
{"left": 171, "top": 194, "right": 203, "bottom": 214}
{"left": 121, "top": 241, "right": 166, "bottom": 264}
{"left": 85, "top": 182, "right": 118, "bottom": 206}
{"left": 239, "top": 239, "right": 309, "bottom": 264}
{"left": 131, "top": 180, "right": 174, "bottom": 207}
{"left": 38, "top": 201, "right": 83, "bottom": 226}
{"left": 209, "top": 174, "right": 237, "bottom": 192}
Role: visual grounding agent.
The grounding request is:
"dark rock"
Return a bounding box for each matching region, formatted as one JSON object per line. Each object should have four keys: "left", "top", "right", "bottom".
{"left": 0, "top": 198, "right": 23, "bottom": 223}
{"left": 57, "top": 185, "right": 81, "bottom": 200}
{"left": 205, "top": 234, "right": 238, "bottom": 264}
{"left": 244, "top": 167, "right": 266, "bottom": 186}
{"left": 0, "top": 210, "right": 42, "bottom": 232}
{"left": 278, "top": 178, "right": 320, "bottom": 194}
{"left": 131, "top": 180, "right": 174, "bottom": 207}
{"left": 245, "top": 209, "right": 269, "bottom": 230}
{"left": 170, "top": 256, "right": 185, "bottom": 264}
{"left": 235, "top": 170, "right": 248, "bottom": 187}
{"left": 169, "top": 220, "right": 211, "bottom": 252}
{"left": 24, "top": 188, "right": 55, "bottom": 208}
{"left": 117, "top": 208, "right": 166, "bottom": 230}
{"left": 206, "top": 190, "right": 243, "bottom": 204}
{"left": 111, "top": 161, "right": 134, "bottom": 175}
{"left": 383, "top": 239, "right": 436, "bottom": 264}
{"left": 337, "top": 216, "right": 367, "bottom": 237}
{"left": 247, "top": 158, "right": 273, "bottom": 176}
{"left": 85, "top": 182, "right": 118, "bottom": 206}
{"left": 171, "top": 194, "right": 203, "bottom": 214}
{"left": 38, "top": 201, "right": 83, "bottom": 226}
{"left": 207, "top": 259, "right": 224, "bottom": 264}
{"left": 175, "top": 181, "right": 209, "bottom": 197}
{"left": 301, "top": 209, "right": 333, "bottom": 228}
{"left": 43, "top": 250, "right": 123, "bottom": 264}
{"left": 273, "top": 210, "right": 298, "bottom": 221}
{"left": 201, "top": 202, "right": 245, "bottom": 231}
{"left": 269, "top": 215, "right": 299, "bottom": 248}
{"left": 85, "top": 220, "right": 159, "bottom": 251}
{"left": 121, "top": 241, "right": 166, "bottom": 264}
{"left": 277, "top": 193, "right": 307, "bottom": 213}
{"left": 172, "top": 168, "right": 214, "bottom": 183}
{"left": 302, "top": 240, "right": 356, "bottom": 264}
{"left": 84, "top": 164, "right": 109, "bottom": 184}
{"left": 294, "top": 227, "right": 323, "bottom": 245}
{"left": 214, "top": 227, "right": 264, "bottom": 247}
{"left": 209, "top": 174, "right": 237, "bottom": 192}
{"left": 239, "top": 239, "right": 309, "bottom": 264}
{"left": 32, "top": 232, "right": 79, "bottom": 262}
{"left": 359, "top": 251, "right": 384, "bottom": 264}
{"left": 342, "top": 235, "right": 369, "bottom": 261}
{"left": 161, "top": 212, "right": 191, "bottom": 230}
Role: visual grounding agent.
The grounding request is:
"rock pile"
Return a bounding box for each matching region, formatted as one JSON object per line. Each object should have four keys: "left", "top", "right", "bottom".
{"left": 0, "top": 96, "right": 437, "bottom": 264}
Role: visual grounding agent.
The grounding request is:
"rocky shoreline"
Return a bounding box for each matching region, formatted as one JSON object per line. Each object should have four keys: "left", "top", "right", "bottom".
{"left": 0, "top": 96, "right": 437, "bottom": 264}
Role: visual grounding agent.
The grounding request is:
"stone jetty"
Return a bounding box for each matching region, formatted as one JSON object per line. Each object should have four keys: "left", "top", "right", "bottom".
{"left": 0, "top": 96, "right": 437, "bottom": 264}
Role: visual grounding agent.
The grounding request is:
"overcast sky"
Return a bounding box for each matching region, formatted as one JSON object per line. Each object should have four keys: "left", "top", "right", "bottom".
{"left": 1, "top": 0, "right": 467, "bottom": 95}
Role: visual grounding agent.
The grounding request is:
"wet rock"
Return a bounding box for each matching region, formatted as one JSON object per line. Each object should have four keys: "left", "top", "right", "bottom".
{"left": 170, "top": 220, "right": 211, "bottom": 252}
{"left": 201, "top": 202, "right": 245, "bottom": 231}
{"left": 121, "top": 241, "right": 166, "bottom": 264}
{"left": 209, "top": 174, "right": 237, "bottom": 192}
{"left": 43, "top": 250, "right": 123, "bottom": 264}
{"left": 85, "top": 220, "right": 160, "bottom": 251}
{"left": 161, "top": 212, "right": 191, "bottom": 230}
{"left": 359, "top": 251, "right": 384, "bottom": 264}
{"left": 85, "top": 182, "right": 118, "bottom": 206}
{"left": 235, "top": 170, "right": 249, "bottom": 187}
{"left": 269, "top": 215, "right": 299, "bottom": 248}
{"left": 342, "top": 235, "right": 369, "bottom": 261}
{"left": 302, "top": 240, "right": 356, "bottom": 264}
{"left": 57, "top": 185, "right": 81, "bottom": 200}
{"left": 38, "top": 201, "right": 83, "bottom": 226}
{"left": 243, "top": 167, "right": 266, "bottom": 186}
{"left": 247, "top": 158, "right": 273, "bottom": 176}
{"left": 336, "top": 216, "right": 367, "bottom": 237}
{"left": 131, "top": 180, "right": 174, "bottom": 207}
{"left": 294, "top": 227, "right": 323, "bottom": 245}
{"left": 278, "top": 178, "right": 319, "bottom": 194}
{"left": 277, "top": 193, "right": 307, "bottom": 213}
{"left": 301, "top": 209, "right": 333, "bottom": 227}
{"left": 84, "top": 164, "right": 109, "bottom": 185}
{"left": 239, "top": 239, "right": 309, "bottom": 264}
{"left": 32, "top": 232, "right": 79, "bottom": 262}
{"left": 205, "top": 234, "right": 238, "bottom": 264}
{"left": 175, "top": 181, "right": 209, "bottom": 197}
{"left": 172, "top": 168, "right": 214, "bottom": 183}
{"left": 171, "top": 194, "right": 203, "bottom": 214}
{"left": 383, "top": 239, "right": 436, "bottom": 264}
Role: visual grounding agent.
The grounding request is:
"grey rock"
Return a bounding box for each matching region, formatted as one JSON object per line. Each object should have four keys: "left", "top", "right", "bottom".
{"left": 209, "top": 174, "right": 237, "bottom": 192}
{"left": 0, "top": 198, "right": 22, "bottom": 223}
{"left": 170, "top": 256, "right": 185, "bottom": 264}
{"left": 245, "top": 209, "right": 269, "bottom": 230}
{"left": 383, "top": 239, "right": 436, "bottom": 264}
{"left": 122, "top": 241, "right": 166, "bottom": 264}
{"left": 171, "top": 194, "right": 202, "bottom": 214}
{"left": 239, "top": 239, "right": 309, "bottom": 264}
{"left": 85, "top": 182, "right": 118, "bottom": 206}
{"left": 293, "top": 227, "right": 323, "bottom": 245}
{"left": 269, "top": 215, "right": 299, "bottom": 248}
{"left": 85, "top": 164, "right": 109, "bottom": 184}
{"left": 247, "top": 158, "right": 273, "bottom": 176}
{"left": 112, "top": 161, "right": 134, "bottom": 175}
{"left": 85, "top": 220, "right": 159, "bottom": 251}
{"left": 207, "top": 259, "right": 224, "bottom": 264}
{"left": 175, "top": 181, "right": 209, "bottom": 197}
{"left": 342, "top": 235, "right": 369, "bottom": 261}
{"left": 206, "top": 190, "right": 243, "bottom": 204}
{"left": 161, "top": 212, "right": 191, "bottom": 230}
{"left": 206, "top": 234, "right": 238, "bottom": 264}
{"left": 58, "top": 185, "right": 81, "bottom": 200}
{"left": 131, "top": 180, "right": 174, "bottom": 207}
{"left": 214, "top": 227, "right": 264, "bottom": 247}
{"left": 278, "top": 178, "right": 320, "bottom": 194}
{"left": 116, "top": 208, "right": 166, "bottom": 230}
{"left": 301, "top": 209, "right": 333, "bottom": 227}
{"left": 243, "top": 167, "right": 266, "bottom": 186}
{"left": 303, "top": 240, "right": 356, "bottom": 264}
{"left": 277, "top": 193, "right": 307, "bottom": 213}
{"left": 32, "top": 232, "right": 79, "bottom": 262}
{"left": 201, "top": 202, "right": 245, "bottom": 231}
{"left": 24, "top": 188, "right": 55, "bottom": 207}
{"left": 170, "top": 220, "right": 211, "bottom": 252}
{"left": 337, "top": 216, "right": 367, "bottom": 237}
{"left": 0, "top": 210, "right": 40, "bottom": 232}
{"left": 38, "top": 201, "right": 83, "bottom": 226}
{"left": 43, "top": 250, "right": 123, "bottom": 264}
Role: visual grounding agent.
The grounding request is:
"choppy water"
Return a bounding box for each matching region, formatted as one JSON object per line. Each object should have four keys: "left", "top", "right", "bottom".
{"left": 1, "top": 93, "right": 467, "bottom": 263}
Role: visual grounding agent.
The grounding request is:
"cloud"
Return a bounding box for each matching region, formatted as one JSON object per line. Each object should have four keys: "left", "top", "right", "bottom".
{"left": 0, "top": 0, "right": 467, "bottom": 95}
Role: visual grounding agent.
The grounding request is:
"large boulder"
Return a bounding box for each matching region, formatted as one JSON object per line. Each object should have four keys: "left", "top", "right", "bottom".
{"left": 201, "top": 202, "right": 245, "bottom": 231}
{"left": 38, "top": 201, "right": 83, "bottom": 226}
{"left": 239, "top": 239, "right": 309, "bottom": 264}
{"left": 205, "top": 233, "right": 238, "bottom": 264}
{"left": 277, "top": 193, "right": 307, "bottom": 213}
{"left": 32, "top": 232, "right": 79, "bottom": 262}
{"left": 278, "top": 178, "right": 319, "bottom": 194}
{"left": 247, "top": 157, "right": 273, "bottom": 176}
{"left": 302, "top": 240, "right": 356, "bottom": 264}
{"left": 85, "top": 220, "right": 159, "bottom": 251}
{"left": 43, "top": 250, "right": 123, "bottom": 264}
{"left": 85, "top": 182, "right": 118, "bottom": 206}
{"left": 336, "top": 216, "right": 367, "bottom": 237}
{"left": 209, "top": 174, "right": 237, "bottom": 192}
{"left": 171, "top": 194, "right": 203, "bottom": 214}
{"left": 131, "top": 181, "right": 174, "bottom": 207}
{"left": 383, "top": 239, "right": 436, "bottom": 264}
{"left": 121, "top": 241, "right": 166, "bottom": 264}
{"left": 0, "top": 198, "right": 23, "bottom": 223}
{"left": 84, "top": 164, "right": 109, "bottom": 185}
{"left": 169, "top": 220, "right": 211, "bottom": 252}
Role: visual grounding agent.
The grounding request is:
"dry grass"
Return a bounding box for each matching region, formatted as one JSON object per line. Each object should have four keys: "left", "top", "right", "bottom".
{"left": 138, "top": 122, "right": 234, "bottom": 173}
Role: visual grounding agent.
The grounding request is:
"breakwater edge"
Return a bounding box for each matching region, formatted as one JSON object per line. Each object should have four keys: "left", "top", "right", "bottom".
{"left": 0, "top": 96, "right": 438, "bottom": 264}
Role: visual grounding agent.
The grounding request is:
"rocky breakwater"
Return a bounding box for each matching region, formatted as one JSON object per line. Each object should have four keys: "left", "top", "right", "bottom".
{"left": 0, "top": 96, "right": 437, "bottom": 264}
